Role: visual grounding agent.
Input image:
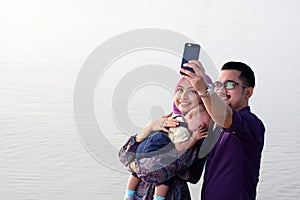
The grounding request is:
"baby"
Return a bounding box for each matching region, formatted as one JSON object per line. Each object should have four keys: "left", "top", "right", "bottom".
{"left": 124, "top": 104, "right": 210, "bottom": 200}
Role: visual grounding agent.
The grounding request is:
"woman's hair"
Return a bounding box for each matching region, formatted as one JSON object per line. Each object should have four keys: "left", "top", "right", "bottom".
{"left": 173, "top": 74, "right": 212, "bottom": 114}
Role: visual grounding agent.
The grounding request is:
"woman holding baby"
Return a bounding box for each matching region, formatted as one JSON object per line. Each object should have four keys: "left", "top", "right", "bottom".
{"left": 119, "top": 75, "right": 213, "bottom": 200}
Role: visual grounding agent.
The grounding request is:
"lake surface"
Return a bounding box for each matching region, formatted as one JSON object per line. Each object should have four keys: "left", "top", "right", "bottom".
{"left": 1, "top": 60, "right": 299, "bottom": 200}
{"left": 1, "top": 0, "right": 300, "bottom": 199}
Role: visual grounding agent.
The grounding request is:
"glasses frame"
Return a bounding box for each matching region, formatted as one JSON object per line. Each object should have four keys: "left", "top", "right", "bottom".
{"left": 213, "top": 80, "right": 249, "bottom": 91}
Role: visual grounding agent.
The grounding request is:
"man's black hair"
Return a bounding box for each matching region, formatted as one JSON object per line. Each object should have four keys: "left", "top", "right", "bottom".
{"left": 221, "top": 61, "right": 255, "bottom": 88}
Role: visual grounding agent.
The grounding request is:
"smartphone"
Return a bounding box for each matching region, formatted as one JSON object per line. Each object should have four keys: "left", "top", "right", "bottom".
{"left": 180, "top": 43, "right": 200, "bottom": 75}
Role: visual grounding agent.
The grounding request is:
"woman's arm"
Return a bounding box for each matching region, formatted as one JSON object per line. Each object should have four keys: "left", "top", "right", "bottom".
{"left": 119, "top": 112, "right": 178, "bottom": 166}
{"left": 119, "top": 136, "right": 140, "bottom": 167}
{"left": 135, "top": 112, "right": 177, "bottom": 142}
{"left": 135, "top": 139, "right": 205, "bottom": 184}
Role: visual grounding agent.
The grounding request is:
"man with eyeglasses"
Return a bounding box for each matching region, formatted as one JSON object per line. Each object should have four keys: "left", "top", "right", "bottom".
{"left": 181, "top": 61, "right": 265, "bottom": 200}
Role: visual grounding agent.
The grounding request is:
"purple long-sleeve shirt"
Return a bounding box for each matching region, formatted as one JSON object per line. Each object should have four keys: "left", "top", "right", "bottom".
{"left": 201, "top": 106, "right": 265, "bottom": 200}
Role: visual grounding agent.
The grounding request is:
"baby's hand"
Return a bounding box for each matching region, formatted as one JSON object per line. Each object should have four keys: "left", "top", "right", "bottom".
{"left": 192, "top": 126, "right": 208, "bottom": 141}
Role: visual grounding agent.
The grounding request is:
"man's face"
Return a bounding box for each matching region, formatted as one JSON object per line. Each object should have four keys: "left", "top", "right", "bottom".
{"left": 216, "top": 69, "right": 249, "bottom": 110}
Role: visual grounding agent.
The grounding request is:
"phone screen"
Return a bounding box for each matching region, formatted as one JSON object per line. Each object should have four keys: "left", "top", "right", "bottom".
{"left": 180, "top": 43, "right": 200, "bottom": 75}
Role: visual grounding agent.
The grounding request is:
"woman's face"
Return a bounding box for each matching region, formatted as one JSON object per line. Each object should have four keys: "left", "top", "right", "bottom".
{"left": 174, "top": 78, "right": 200, "bottom": 115}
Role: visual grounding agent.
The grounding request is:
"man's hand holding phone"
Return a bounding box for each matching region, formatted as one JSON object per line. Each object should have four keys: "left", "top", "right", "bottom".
{"left": 180, "top": 60, "right": 208, "bottom": 96}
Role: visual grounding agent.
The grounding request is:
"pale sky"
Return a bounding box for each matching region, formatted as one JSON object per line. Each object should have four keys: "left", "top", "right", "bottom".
{"left": 1, "top": 0, "right": 299, "bottom": 67}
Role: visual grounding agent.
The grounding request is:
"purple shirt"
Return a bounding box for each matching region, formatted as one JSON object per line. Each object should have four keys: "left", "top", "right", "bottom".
{"left": 201, "top": 106, "right": 265, "bottom": 200}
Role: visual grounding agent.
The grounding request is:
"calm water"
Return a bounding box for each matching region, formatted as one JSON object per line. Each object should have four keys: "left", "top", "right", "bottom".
{"left": 1, "top": 61, "right": 299, "bottom": 200}
{"left": 1, "top": 0, "right": 300, "bottom": 199}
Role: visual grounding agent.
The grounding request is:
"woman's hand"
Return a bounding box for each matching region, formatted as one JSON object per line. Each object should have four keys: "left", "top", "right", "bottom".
{"left": 150, "top": 112, "right": 179, "bottom": 133}
{"left": 129, "top": 161, "right": 137, "bottom": 173}
{"left": 135, "top": 112, "right": 179, "bottom": 142}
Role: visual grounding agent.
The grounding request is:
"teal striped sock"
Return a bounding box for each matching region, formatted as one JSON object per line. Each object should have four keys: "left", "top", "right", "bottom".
{"left": 153, "top": 195, "right": 165, "bottom": 200}
{"left": 125, "top": 189, "right": 135, "bottom": 198}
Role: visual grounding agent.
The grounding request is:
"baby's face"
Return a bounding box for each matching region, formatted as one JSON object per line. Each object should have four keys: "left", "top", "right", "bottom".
{"left": 184, "top": 104, "right": 211, "bottom": 131}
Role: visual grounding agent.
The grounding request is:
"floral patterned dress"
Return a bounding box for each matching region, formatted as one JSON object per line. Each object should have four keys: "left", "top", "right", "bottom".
{"left": 119, "top": 135, "right": 206, "bottom": 200}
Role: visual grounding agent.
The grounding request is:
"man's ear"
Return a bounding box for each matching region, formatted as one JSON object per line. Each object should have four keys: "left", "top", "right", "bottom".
{"left": 244, "top": 87, "right": 253, "bottom": 99}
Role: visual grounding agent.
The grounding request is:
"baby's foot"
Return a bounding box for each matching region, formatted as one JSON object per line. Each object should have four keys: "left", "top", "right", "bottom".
{"left": 124, "top": 197, "right": 133, "bottom": 200}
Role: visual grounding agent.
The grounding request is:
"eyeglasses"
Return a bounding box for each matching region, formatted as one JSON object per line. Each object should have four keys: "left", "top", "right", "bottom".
{"left": 213, "top": 80, "right": 248, "bottom": 91}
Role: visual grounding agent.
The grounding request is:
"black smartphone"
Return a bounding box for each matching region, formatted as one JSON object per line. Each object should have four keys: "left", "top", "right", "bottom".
{"left": 180, "top": 43, "right": 200, "bottom": 75}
